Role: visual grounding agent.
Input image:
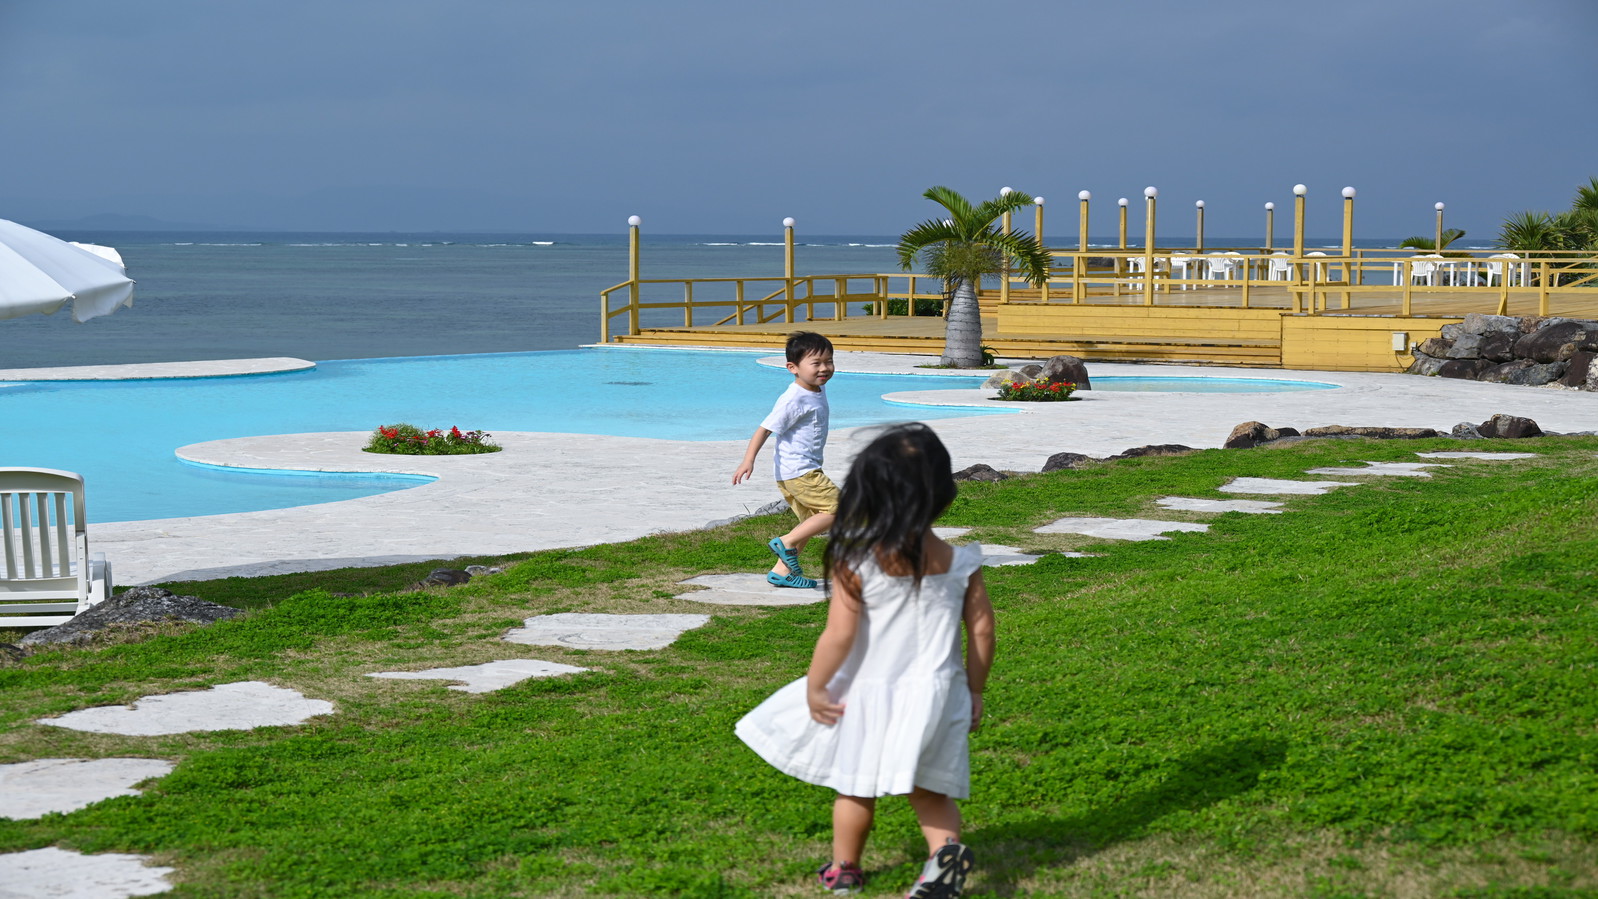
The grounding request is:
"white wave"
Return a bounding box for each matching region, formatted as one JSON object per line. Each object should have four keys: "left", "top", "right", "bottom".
{"left": 531, "top": 241, "right": 555, "bottom": 246}
{"left": 701, "top": 242, "right": 740, "bottom": 246}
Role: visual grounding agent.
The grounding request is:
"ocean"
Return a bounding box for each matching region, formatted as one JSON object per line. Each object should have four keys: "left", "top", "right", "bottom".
{"left": 2, "top": 231, "right": 1418, "bottom": 369}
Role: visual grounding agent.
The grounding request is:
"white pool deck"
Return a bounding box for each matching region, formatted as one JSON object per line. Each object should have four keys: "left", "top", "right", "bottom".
{"left": 15, "top": 350, "right": 1594, "bottom": 586}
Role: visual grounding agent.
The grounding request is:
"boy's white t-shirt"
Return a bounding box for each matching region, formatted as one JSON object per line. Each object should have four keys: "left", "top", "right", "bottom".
{"left": 760, "top": 382, "right": 829, "bottom": 481}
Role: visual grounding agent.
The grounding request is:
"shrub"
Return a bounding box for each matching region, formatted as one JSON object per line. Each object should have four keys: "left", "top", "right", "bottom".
{"left": 996, "top": 379, "right": 1076, "bottom": 401}
{"left": 364, "top": 423, "right": 501, "bottom": 455}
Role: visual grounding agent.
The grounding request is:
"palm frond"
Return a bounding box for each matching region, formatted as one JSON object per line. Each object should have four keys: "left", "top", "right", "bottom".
{"left": 982, "top": 229, "right": 1053, "bottom": 285}
{"left": 970, "top": 190, "right": 1037, "bottom": 231}
{"left": 922, "top": 187, "right": 977, "bottom": 227}
{"left": 1572, "top": 176, "right": 1598, "bottom": 214}
{"left": 896, "top": 219, "right": 966, "bottom": 271}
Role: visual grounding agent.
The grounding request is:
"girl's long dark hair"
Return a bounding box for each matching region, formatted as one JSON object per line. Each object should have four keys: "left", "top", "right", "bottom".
{"left": 824, "top": 423, "right": 958, "bottom": 589}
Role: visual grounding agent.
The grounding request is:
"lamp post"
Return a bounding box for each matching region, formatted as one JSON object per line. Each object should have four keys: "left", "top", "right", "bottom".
{"left": 1143, "top": 186, "right": 1158, "bottom": 306}
{"left": 626, "top": 214, "right": 642, "bottom": 337}
{"left": 1434, "top": 202, "right": 1445, "bottom": 253}
{"left": 783, "top": 216, "right": 796, "bottom": 322}
{"left": 1035, "top": 196, "right": 1049, "bottom": 303}
{"left": 1000, "top": 186, "right": 1013, "bottom": 304}
{"left": 1264, "top": 202, "right": 1275, "bottom": 252}
{"left": 1118, "top": 197, "right": 1129, "bottom": 296}
{"left": 1340, "top": 187, "right": 1356, "bottom": 308}
{"left": 1292, "top": 184, "right": 1307, "bottom": 313}
{"left": 1195, "top": 200, "right": 1206, "bottom": 253}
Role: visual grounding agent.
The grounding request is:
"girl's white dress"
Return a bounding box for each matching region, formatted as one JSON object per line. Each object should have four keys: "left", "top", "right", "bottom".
{"left": 735, "top": 542, "right": 982, "bottom": 799}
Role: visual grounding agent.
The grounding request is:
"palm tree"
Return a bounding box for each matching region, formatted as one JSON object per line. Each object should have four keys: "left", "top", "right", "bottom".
{"left": 1497, "top": 211, "right": 1561, "bottom": 252}
{"left": 897, "top": 186, "right": 1052, "bottom": 367}
{"left": 1398, "top": 228, "right": 1466, "bottom": 253}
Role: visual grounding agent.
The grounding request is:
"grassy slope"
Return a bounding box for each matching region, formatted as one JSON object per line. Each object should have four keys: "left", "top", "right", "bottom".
{"left": 1, "top": 437, "right": 1595, "bottom": 898}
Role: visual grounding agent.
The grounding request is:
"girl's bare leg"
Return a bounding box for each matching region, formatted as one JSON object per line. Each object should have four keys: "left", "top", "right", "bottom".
{"left": 832, "top": 794, "right": 876, "bottom": 863}
{"left": 906, "top": 787, "right": 961, "bottom": 854}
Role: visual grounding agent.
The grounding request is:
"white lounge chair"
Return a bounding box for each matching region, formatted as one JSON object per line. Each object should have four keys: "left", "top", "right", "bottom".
{"left": 1, "top": 468, "right": 113, "bottom": 627}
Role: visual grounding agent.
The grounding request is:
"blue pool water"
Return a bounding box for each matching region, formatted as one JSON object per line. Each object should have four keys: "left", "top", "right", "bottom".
{"left": 0, "top": 349, "right": 1004, "bottom": 523}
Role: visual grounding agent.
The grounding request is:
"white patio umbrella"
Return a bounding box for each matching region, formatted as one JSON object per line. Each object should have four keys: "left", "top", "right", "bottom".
{"left": 0, "top": 218, "right": 134, "bottom": 323}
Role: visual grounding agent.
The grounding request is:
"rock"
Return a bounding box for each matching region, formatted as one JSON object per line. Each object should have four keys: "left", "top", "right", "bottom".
{"left": 1444, "top": 333, "right": 1486, "bottom": 359}
{"left": 1450, "top": 422, "right": 1484, "bottom": 439}
{"left": 421, "top": 568, "right": 472, "bottom": 587}
{"left": 1437, "top": 358, "right": 1494, "bottom": 380}
{"left": 1438, "top": 323, "right": 1465, "bottom": 341}
{"left": 984, "top": 370, "right": 1022, "bottom": 388}
{"left": 1018, "top": 364, "right": 1043, "bottom": 378}
{"left": 19, "top": 587, "right": 243, "bottom": 646}
{"left": 1041, "top": 452, "right": 1093, "bottom": 472}
{"left": 1480, "top": 359, "right": 1567, "bottom": 386}
{"left": 1476, "top": 414, "right": 1542, "bottom": 439}
{"left": 465, "top": 565, "right": 504, "bottom": 577}
{"left": 1461, "top": 313, "right": 1522, "bottom": 335}
{"left": 1406, "top": 354, "right": 1446, "bottom": 376}
{"left": 1514, "top": 321, "right": 1591, "bottom": 364}
{"left": 1559, "top": 350, "right": 1596, "bottom": 388}
{"left": 1105, "top": 444, "right": 1196, "bottom": 461}
{"left": 1224, "top": 421, "right": 1298, "bottom": 449}
{"left": 953, "top": 463, "right": 1008, "bottom": 482}
{"left": 1039, "top": 354, "right": 1091, "bottom": 390}
{"left": 1417, "top": 337, "right": 1454, "bottom": 357}
{"left": 1479, "top": 330, "right": 1519, "bottom": 363}
{"left": 704, "top": 498, "right": 791, "bottom": 529}
{"left": 1302, "top": 425, "right": 1439, "bottom": 439}
{"left": 0, "top": 643, "right": 24, "bottom": 661}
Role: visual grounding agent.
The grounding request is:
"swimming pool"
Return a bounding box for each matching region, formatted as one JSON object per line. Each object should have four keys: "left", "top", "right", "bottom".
{"left": 0, "top": 349, "right": 1006, "bottom": 523}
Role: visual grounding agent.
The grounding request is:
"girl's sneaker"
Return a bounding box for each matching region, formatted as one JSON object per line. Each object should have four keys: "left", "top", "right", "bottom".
{"left": 905, "top": 840, "right": 973, "bottom": 898}
{"left": 818, "top": 861, "right": 865, "bottom": 894}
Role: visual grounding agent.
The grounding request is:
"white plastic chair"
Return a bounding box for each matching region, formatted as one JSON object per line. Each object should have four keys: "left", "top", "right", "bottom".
{"left": 1267, "top": 252, "right": 1292, "bottom": 281}
{"left": 1, "top": 468, "right": 113, "bottom": 627}
{"left": 1126, "top": 256, "right": 1167, "bottom": 288}
{"left": 1409, "top": 254, "right": 1443, "bottom": 286}
{"left": 1485, "top": 253, "right": 1523, "bottom": 287}
{"left": 1169, "top": 255, "right": 1199, "bottom": 289}
{"left": 1205, "top": 252, "right": 1241, "bottom": 283}
{"left": 1305, "top": 251, "right": 1330, "bottom": 282}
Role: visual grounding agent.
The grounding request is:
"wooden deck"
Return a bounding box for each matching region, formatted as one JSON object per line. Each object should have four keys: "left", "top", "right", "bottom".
{"left": 610, "top": 284, "right": 1598, "bottom": 372}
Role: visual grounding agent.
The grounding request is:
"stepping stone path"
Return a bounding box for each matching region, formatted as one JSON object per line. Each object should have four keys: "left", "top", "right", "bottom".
{"left": 1219, "top": 477, "right": 1355, "bottom": 495}
{"left": 36, "top": 682, "right": 333, "bottom": 736}
{"left": 503, "top": 613, "right": 710, "bottom": 651}
{"left": 1305, "top": 462, "right": 1450, "bottom": 477}
{"left": 933, "top": 527, "right": 1093, "bottom": 562}
{"left": 1033, "top": 517, "right": 1209, "bottom": 541}
{"left": 1416, "top": 451, "right": 1538, "bottom": 460}
{"left": 1155, "top": 497, "right": 1284, "bottom": 514}
{"left": 0, "top": 847, "right": 173, "bottom": 897}
{"left": 0, "top": 758, "right": 175, "bottom": 820}
{"left": 675, "top": 573, "right": 827, "bottom": 606}
{"left": 367, "top": 659, "right": 590, "bottom": 693}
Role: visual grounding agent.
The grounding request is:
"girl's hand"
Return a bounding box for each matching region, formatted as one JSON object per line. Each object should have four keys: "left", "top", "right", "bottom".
{"left": 970, "top": 694, "right": 984, "bottom": 732}
{"left": 808, "top": 684, "right": 845, "bottom": 725}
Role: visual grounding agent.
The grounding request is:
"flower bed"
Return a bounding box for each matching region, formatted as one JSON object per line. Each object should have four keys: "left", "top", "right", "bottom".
{"left": 364, "top": 423, "right": 501, "bottom": 455}
{"left": 996, "top": 380, "right": 1077, "bottom": 402}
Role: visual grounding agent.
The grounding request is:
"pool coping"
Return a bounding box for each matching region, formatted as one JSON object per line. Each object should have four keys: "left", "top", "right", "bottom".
{"left": 0, "top": 357, "right": 316, "bottom": 381}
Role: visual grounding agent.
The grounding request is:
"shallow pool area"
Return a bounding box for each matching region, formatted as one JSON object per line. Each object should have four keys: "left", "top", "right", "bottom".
{"left": 2, "top": 349, "right": 1005, "bottom": 522}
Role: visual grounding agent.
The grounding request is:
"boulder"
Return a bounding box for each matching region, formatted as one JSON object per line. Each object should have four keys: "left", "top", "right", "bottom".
{"left": 465, "top": 565, "right": 504, "bottom": 577}
{"left": 1105, "top": 444, "right": 1196, "bottom": 461}
{"left": 1039, "top": 354, "right": 1092, "bottom": 390}
{"left": 1476, "top": 414, "right": 1542, "bottom": 439}
{"left": 1438, "top": 323, "right": 1465, "bottom": 341}
{"left": 1041, "top": 452, "right": 1093, "bottom": 472}
{"left": 704, "top": 498, "right": 790, "bottom": 529}
{"left": 1460, "top": 313, "right": 1522, "bottom": 336}
{"left": 1479, "top": 359, "right": 1567, "bottom": 387}
{"left": 1437, "top": 358, "right": 1494, "bottom": 380}
{"left": 1450, "top": 421, "right": 1484, "bottom": 439}
{"left": 984, "top": 370, "right": 1023, "bottom": 388}
{"left": 1417, "top": 337, "right": 1454, "bottom": 357}
{"left": 953, "top": 463, "right": 1009, "bottom": 482}
{"left": 1559, "top": 350, "right": 1596, "bottom": 388}
{"left": 1513, "top": 321, "right": 1591, "bottom": 364}
{"left": 1224, "top": 421, "right": 1299, "bottom": 449}
{"left": 1479, "top": 330, "right": 1519, "bottom": 363}
{"left": 1406, "top": 354, "right": 1447, "bottom": 376}
{"left": 421, "top": 568, "right": 472, "bottom": 587}
{"left": 1302, "top": 425, "right": 1439, "bottom": 439}
{"left": 1444, "top": 333, "right": 1486, "bottom": 359}
{"left": 19, "top": 587, "right": 243, "bottom": 647}
{"left": 1017, "top": 364, "right": 1043, "bottom": 379}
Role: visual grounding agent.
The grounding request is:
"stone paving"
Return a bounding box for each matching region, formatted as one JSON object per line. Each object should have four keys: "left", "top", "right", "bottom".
{"left": 368, "top": 659, "right": 590, "bottom": 693}
{"left": 36, "top": 682, "right": 334, "bottom": 737}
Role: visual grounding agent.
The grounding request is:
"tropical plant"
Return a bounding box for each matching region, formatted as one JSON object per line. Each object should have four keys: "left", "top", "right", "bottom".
{"left": 1398, "top": 228, "right": 1466, "bottom": 253}
{"left": 897, "top": 186, "right": 1052, "bottom": 367}
{"left": 1496, "top": 176, "right": 1598, "bottom": 253}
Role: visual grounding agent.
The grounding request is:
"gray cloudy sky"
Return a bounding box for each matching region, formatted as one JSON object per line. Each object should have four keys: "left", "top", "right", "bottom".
{"left": 2, "top": 0, "right": 1594, "bottom": 237}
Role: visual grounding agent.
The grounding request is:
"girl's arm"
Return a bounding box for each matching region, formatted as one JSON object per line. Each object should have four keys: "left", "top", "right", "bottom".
{"left": 962, "top": 569, "right": 996, "bottom": 731}
{"left": 806, "top": 565, "right": 862, "bottom": 725}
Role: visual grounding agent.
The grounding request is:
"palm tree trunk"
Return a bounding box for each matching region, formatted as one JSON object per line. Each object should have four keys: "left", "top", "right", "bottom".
{"left": 941, "top": 277, "right": 983, "bottom": 367}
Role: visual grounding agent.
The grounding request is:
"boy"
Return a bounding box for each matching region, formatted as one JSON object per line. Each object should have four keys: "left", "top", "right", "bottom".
{"left": 732, "top": 331, "right": 837, "bottom": 588}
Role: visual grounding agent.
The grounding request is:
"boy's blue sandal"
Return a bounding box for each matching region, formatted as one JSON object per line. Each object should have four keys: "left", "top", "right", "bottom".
{"left": 767, "top": 570, "right": 817, "bottom": 589}
{"left": 905, "top": 840, "right": 974, "bottom": 899}
{"left": 768, "top": 537, "right": 804, "bottom": 576}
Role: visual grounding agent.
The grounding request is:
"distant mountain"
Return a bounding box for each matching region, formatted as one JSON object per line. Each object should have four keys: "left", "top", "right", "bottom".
{"left": 19, "top": 213, "right": 246, "bottom": 231}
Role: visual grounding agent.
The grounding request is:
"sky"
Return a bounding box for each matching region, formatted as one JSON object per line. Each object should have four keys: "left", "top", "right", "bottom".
{"left": 2, "top": 0, "right": 1595, "bottom": 238}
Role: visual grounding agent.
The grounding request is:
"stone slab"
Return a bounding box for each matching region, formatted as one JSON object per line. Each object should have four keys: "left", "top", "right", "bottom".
{"left": 0, "top": 357, "right": 313, "bottom": 381}
{"left": 0, "top": 759, "right": 176, "bottom": 820}
{"left": 1305, "top": 462, "right": 1449, "bottom": 477}
{"left": 1415, "top": 451, "right": 1539, "bottom": 460}
{"left": 36, "top": 682, "right": 334, "bottom": 736}
{"left": 367, "top": 659, "right": 590, "bottom": 693}
{"left": 1219, "top": 478, "right": 1357, "bottom": 495}
{"left": 1033, "top": 517, "right": 1209, "bottom": 541}
{"left": 502, "top": 613, "right": 710, "bottom": 650}
{"left": 1156, "top": 497, "right": 1284, "bottom": 514}
{"left": 675, "top": 574, "right": 828, "bottom": 606}
{"left": 0, "top": 847, "right": 174, "bottom": 897}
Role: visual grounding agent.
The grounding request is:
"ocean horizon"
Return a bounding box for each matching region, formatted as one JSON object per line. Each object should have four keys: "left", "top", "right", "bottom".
{"left": 3, "top": 230, "right": 1438, "bottom": 369}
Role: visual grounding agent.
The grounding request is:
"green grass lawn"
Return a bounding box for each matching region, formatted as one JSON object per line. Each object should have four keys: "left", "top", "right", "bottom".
{"left": 2, "top": 437, "right": 1596, "bottom": 897}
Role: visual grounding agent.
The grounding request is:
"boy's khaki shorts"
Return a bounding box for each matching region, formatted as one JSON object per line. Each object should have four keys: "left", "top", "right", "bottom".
{"left": 776, "top": 470, "right": 839, "bottom": 520}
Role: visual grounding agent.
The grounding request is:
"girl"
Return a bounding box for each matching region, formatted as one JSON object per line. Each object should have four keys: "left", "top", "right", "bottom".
{"left": 736, "top": 423, "right": 996, "bottom": 898}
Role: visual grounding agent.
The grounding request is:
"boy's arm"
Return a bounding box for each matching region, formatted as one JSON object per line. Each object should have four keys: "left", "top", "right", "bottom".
{"left": 732, "top": 427, "right": 772, "bottom": 485}
{"left": 962, "top": 570, "right": 996, "bottom": 731}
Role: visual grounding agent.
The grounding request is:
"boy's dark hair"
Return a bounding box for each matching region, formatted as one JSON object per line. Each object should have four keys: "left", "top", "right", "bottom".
{"left": 786, "top": 331, "right": 833, "bottom": 364}
{"left": 824, "top": 423, "right": 957, "bottom": 589}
